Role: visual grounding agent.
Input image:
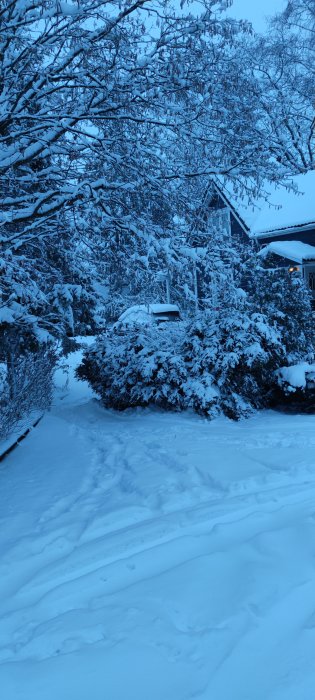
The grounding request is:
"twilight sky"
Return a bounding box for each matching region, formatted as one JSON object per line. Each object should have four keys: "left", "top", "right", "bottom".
{"left": 228, "top": 0, "right": 287, "bottom": 30}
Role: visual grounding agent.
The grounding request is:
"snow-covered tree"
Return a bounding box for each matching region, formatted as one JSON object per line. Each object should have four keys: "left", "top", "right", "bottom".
{"left": 271, "top": 0, "right": 315, "bottom": 107}
{"left": 1, "top": 0, "right": 289, "bottom": 329}
{"left": 248, "top": 0, "right": 315, "bottom": 173}
{"left": 0, "top": 0, "right": 261, "bottom": 431}
{"left": 3, "top": 0, "right": 314, "bottom": 433}
{"left": 243, "top": 253, "right": 314, "bottom": 364}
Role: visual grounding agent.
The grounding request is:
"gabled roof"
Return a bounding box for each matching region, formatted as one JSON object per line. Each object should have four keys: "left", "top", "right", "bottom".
{"left": 214, "top": 171, "right": 315, "bottom": 239}
{"left": 259, "top": 241, "right": 315, "bottom": 264}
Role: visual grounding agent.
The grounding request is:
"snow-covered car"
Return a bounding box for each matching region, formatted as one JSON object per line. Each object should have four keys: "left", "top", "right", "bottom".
{"left": 113, "top": 304, "right": 181, "bottom": 332}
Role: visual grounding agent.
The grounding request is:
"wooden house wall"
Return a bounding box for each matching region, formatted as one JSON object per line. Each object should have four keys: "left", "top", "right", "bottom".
{"left": 209, "top": 192, "right": 250, "bottom": 245}
{"left": 230, "top": 216, "right": 251, "bottom": 246}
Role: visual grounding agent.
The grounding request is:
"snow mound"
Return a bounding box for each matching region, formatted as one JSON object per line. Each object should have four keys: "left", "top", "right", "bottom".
{"left": 277, "top": 362, "right": 315, "bottom": 391}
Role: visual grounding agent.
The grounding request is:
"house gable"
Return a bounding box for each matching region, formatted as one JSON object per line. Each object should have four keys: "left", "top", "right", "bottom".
{"left": 210, "top": 173, "right": 315, "bottom": 257}
{"left": 209, "top": 185, "right": 250, "bottom": 247}
{"left": 212, "top": 172, "right": 315, "bottom": 243}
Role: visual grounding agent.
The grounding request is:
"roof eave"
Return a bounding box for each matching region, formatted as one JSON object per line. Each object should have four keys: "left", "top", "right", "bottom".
{"left": 252, "top": 221, "right": 315, "bottom": 239}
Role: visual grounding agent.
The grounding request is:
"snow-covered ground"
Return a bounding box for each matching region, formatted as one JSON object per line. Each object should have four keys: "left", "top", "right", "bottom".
{"left": 1, "top": 345, "right": 315, "bottom": 699}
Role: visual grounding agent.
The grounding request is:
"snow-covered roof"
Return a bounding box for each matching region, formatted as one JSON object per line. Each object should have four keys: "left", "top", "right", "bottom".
{"left": 215, "top": 172, "right": 315, "bottom": 238}
{"left": 259, "top": 240, "right": 315, "bottom": 264}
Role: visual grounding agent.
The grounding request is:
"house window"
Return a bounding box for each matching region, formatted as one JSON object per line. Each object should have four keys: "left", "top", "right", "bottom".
{"left": 308, "top": 272, "right": 315, "bottom": 291}
{"left": 288, "top": 265, "right": 300, "bottom": 273}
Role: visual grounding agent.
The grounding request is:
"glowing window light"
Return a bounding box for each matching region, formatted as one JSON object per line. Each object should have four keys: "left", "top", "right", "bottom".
{"left": 288, "top": 265, "right": 300, "bottom": 273}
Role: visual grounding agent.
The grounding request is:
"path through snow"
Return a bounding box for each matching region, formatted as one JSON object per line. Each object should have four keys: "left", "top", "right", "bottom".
{"left": 1, "top": 347, "right": 315, "bottom": 699}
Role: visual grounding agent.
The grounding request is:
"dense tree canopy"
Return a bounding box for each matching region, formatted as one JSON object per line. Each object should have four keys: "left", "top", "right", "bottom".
{"left": 1, "top": 0, "right": 315, "bottom": 432}
{"left": 253, "top": 0, "right": 315, "bottom": 172}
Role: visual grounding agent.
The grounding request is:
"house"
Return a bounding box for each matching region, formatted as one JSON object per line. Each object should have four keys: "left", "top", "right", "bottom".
{"left": 209, "top": 171, "right": 315, "bottom": 304}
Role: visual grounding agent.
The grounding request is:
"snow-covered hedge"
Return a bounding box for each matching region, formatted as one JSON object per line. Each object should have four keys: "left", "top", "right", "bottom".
{"left": 271, "top": 362, "right": 315, "bottom": 410}
{"left": 77, "top": 305, "right": 288, "bottom": 419}
{"left": 0, "top": 343, "right": 56, "bottom": 440}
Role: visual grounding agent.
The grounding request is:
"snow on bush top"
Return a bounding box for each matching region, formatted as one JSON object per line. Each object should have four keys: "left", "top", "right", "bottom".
{"left": 277, "top": 363, "right": 315, "bottom": 391}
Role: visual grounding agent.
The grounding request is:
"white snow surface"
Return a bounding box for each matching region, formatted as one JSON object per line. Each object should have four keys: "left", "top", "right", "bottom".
{"left": 277, "top": 362, "right": 315, "bottom": 389}
{"left": 259, "top": 240, "right": 315, "bottom": 263}
{"left": 218, "top": 171, "right": 315, "bottom": 237}
{"left": 1, "top": 344, "right": 315, "bottom": 699}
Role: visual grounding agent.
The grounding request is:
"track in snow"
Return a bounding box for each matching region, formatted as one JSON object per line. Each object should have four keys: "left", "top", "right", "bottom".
{"left": 1, "top": 356, "right": 315, "bottom": 699}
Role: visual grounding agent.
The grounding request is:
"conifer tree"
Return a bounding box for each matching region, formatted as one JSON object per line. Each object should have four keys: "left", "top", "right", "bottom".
{"left": 243, "top": 253, "right": 314, "bottom": 363}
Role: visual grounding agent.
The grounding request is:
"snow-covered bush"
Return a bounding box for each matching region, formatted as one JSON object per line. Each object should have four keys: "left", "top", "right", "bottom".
{"left": 77, "top": 302, "right": 285, "bottom": 420}
{"left": 244, "top": 259, "right": 314, "bottom": 363}
{"left": 0, "top": 318, "right": 57, "bottom": 439}
{"left": 183, "top": 304, "right": 286, "bottom": 419}
{"left": 0, "top": 346, "right": 55, "bottom": 439}
{"left": 77, "top": 325, "right": 188, "bottom": 411}
{"left": 268, "top": 362, "right": 315, "bottom": 411}
{"left": 276, "top": 362, "right": 315, "bottom": 394}
{"left": 78, "top": 239, "right": 315, "bottom": 420}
